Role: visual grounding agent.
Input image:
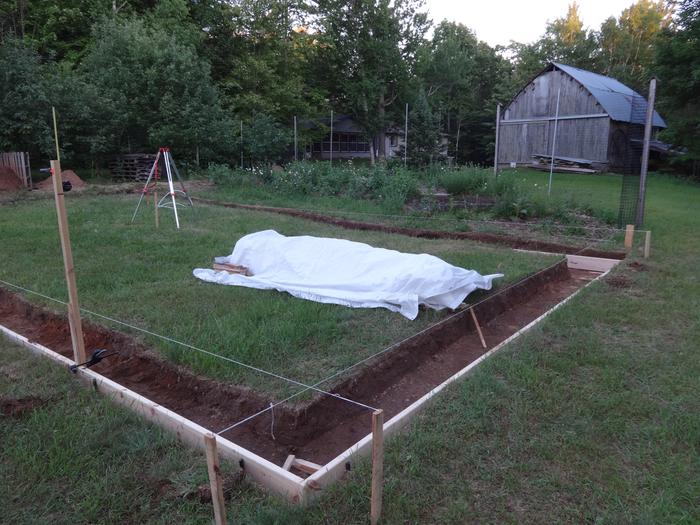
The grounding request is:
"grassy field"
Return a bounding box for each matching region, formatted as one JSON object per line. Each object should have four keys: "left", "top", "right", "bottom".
{"left": 1, "top": 170, "right": 698, "bottom": 523}
{"left": 0, "top": 193, "right": 554, "bottom": 398}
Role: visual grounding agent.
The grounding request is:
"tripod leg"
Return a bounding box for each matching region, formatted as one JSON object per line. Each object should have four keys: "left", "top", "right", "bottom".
{"left": 131, "top": 151, "right": 160, "bottom": 223}
{"left": 168, "top": 154, "right": 193, "bottom": 206}
{"left": 164, "top": 151, "right": 180, "bottom": 229}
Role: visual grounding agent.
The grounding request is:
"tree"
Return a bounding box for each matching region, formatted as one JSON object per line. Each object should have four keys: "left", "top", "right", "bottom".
{"left": 597, "top": 0, "right": 673, "bottom": 90}
{"left": 315, "top": 0, "right": 430, "bottom": 163}
{"left": 406, "top": 90, "right": 439, "bottom": 166}
{"left": 199, "top": 0, "right": 326, "bottom": 123}
{"left": 417, "top": 21, "right": 509, "bottom": 164}
{"left": 80, "top": 15, "right": 234, "bottom": 161}
{"left": 508, "top": 2, "right": 597, "bottom": 90}
{"left": 0, "top": 38, "right": 52, "bottom": 157}
{"left": 243, "top": 113, "right": 291, "bottom": 165}
{"left": 655, "top": 0, "right": 700, "bottom": 175}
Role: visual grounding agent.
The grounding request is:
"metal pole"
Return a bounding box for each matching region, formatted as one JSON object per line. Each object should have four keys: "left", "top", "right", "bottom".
{"left": 240, "top": 120, "right": 244, "bottom": 169}
{"left": 164, "top": 150, "right": 180, "bottom": 229}
{"left": 294, "top": 115, "right": 298, "bottom": 161}
{"left": 636, "top": 77, "right": 656, "bottom": 228}
{"left": 547, "top": 87, "right": 561, "bottom": 196}
{"left": 404, "top": 103, "right": 408, "bottom": 167}
{"left": 493, "top": 103, "right": 501, "bottom": 177}
{"left": 330, "top": 109, "right": 333, "bottom": 166}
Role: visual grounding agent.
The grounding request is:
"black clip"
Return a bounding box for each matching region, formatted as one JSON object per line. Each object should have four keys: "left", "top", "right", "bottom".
{"left": 69, "top": 349, "right": 116, "bottom": 374}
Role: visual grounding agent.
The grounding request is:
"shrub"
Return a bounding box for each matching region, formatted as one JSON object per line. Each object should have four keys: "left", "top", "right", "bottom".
{"left": 440, "top": 167, "right": 489, "bottom": 196}
{"left": 380, "top": 169, "right": 419, "bottom": 211}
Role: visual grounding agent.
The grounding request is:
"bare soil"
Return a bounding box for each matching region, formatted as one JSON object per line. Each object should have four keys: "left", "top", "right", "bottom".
{"left": 193, "top": 197, "right": 625, "bottom": 259}
{"left": 0, "top": 166, "right": 23, "bottom": 192}
{"left": 37, "top": 170, "right": 87, "bottom": 190}
{"left": 0, "top": 261, "right": 598, "bottom": 469}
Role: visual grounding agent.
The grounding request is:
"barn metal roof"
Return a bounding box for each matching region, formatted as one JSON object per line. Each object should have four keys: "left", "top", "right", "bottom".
{"left": 553, "top": 63, "right": 666, "bottom": 128}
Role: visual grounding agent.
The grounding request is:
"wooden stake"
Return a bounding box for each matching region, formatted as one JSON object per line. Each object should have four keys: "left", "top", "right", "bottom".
{"left": 50, "top": 159, "right": 87, "bottom": 365}
{"left": 204, "top": 433, "right": 227, "bottom": 525}
{"left": 282, "top": 454, "right": 295, "bottom": 471}
{"left": 470, "top": 307, "right": 487, "bottom": 349}
{"left": 624, "top": 224, "right": 635, "bottom": 250}
{"left": 644, "top": 230, "right": 651, "bottom": 259}
{"left": 154, "top": 187, "right": 159, "bottom": 228}
{"left": 371, "top": 409, "right": 384, "bottom": 525}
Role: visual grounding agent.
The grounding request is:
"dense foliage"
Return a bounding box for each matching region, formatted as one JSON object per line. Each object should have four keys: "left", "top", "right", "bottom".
{"left": 0, "top": 0, "right": 696, "bottom": 174}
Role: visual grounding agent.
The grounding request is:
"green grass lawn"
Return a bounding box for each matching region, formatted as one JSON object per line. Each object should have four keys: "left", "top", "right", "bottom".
{"left": 1, "top": 171, "right": 698, "bottom": 523}
{"left": 0, "top": 194, "right": 554, "bottom": 398}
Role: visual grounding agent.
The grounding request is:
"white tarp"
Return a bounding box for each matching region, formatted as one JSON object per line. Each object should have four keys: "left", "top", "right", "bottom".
{"left": 193, "top": 230, "right": 503, "bottom": 320}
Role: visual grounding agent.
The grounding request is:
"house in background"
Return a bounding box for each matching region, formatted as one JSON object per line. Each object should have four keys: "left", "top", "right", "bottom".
{"left": 305, "top": 114, "right": 406, "bottom": 161}
{"left": 497, "top": 62, "right": 666, "bottom": 174}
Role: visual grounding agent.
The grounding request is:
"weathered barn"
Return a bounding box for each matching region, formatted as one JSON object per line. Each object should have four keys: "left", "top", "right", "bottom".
{"left": 497, "top": 62, "right": 666, "bottom": 173}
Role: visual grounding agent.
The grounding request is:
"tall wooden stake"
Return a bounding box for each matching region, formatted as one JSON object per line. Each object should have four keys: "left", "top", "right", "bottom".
{"left": 644, "top": 230, "right": 652, "bottom": 259}
{"left": 624, "top": 224, "right": 635, "bottom": 250}
{"left": 493, "top": 103, "right": 501, "bottom": 177}
{"left": 50, "top": 160, "right": 87, "bottom": 365}
{"left": 371, "top": 409, "right": 384, "bottom": 525}
{"left": 294, "top": 115, "right": 298, "bottom": 161}
{"left": 470, "top": 307, "right": 487, "bottom": 349}
{"left": 204, "top": 433, "right": 228, "bottom": 525}
{"left": 51, "top": 108, "right": 86, "bottom": 365}
{"left": 154, "top": 185, "right": 159, "bottom": 228}
{"left": 636, "top": 77, "right": 657, "bottom": 228}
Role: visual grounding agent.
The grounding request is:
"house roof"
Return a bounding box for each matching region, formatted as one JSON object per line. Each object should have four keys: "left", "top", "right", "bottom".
{"left": 552, "top": 63, "right": 666, "bottom": 128}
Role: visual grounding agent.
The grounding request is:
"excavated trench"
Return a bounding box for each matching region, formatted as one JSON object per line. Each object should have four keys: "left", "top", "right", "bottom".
{"left": 0, "top": 259, "right": 600, "bottom": 468}
{"left": 193, "top": 197, "right": 626, "bottom": 259}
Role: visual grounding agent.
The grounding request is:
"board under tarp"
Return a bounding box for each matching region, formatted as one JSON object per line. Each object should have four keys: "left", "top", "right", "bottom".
{"left": 193, "top": 230, "right": 502, "bottom": 320}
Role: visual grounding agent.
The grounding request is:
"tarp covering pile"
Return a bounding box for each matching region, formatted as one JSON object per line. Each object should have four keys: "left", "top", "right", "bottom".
{"left": 193, "top": 230, "right": 503, "bottom": 320}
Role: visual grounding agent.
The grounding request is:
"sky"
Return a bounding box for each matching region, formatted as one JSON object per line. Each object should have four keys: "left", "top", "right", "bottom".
{"left": 424, "top": 0, "right": 636, "bottom": 47}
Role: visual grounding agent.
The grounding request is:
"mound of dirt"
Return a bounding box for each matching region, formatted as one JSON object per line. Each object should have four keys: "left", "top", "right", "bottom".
{"left": 37, "top": 170, "right": 87, "bottom": 190}
{"left": 0, "top": 166, "right": 23, "bottom": 192}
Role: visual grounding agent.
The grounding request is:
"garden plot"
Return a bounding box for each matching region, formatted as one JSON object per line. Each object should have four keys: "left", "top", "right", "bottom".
{"left": 0, "top": 193, "right": 616, "bottom": 500}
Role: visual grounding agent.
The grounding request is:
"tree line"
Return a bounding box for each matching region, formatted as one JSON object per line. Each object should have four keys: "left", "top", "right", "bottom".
{"left": 0, "top": 0, "right": 697, "bottom": 174}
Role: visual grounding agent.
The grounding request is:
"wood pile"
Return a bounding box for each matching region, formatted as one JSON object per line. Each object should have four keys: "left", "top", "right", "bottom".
{"left": 109, "top": 154, "right": 156, "bottom": 181}
{"left": 531, "top": 154, "right": 601, "bottom": 174}
{"left": 212, "top": 262, "right": 251, "bottom": 276}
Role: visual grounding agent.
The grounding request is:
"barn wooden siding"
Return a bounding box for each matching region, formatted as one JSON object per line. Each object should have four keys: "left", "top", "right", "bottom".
{"left": 498, "top": 70, "right": 610, "bottom": 166}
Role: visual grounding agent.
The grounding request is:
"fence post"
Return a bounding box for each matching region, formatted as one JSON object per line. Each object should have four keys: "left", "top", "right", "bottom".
{"left": 636, "top": 77, "right": 657, "bottom": 228}
{"left": 204, "top": 433, "right": 228, "bottom": 525}
{"left": 493, "top": 103, "right": 501, "bottom": 177}
{"left": 548, "top": 87, "right": 561, "bottom": 196}
{"left": 371, "top": 409, "right": 384, "bottom": 525}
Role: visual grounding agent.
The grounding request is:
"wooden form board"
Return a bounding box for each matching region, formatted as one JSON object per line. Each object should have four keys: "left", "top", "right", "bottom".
{"left": 0, "top": 324, "right": 306, "bottom": 502}
{"left": 0, "top": 255, "right": 619, "bottom": 505}
{"left": 566, "top": 254, "right": 620, "bottom": 272}
{"left": 297, "top": 266, "right": 613, "bottom": 501}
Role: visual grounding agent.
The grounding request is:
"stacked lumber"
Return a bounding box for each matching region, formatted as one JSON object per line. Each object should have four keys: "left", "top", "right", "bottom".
{"left": 531, "top": 154, "right": 600, "bottom": 174}
{"left": 212, "top": 262, "right": 251, "bottom": 276}
{"left": 109, "top": 154, "right": 156, "bottom": 181}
